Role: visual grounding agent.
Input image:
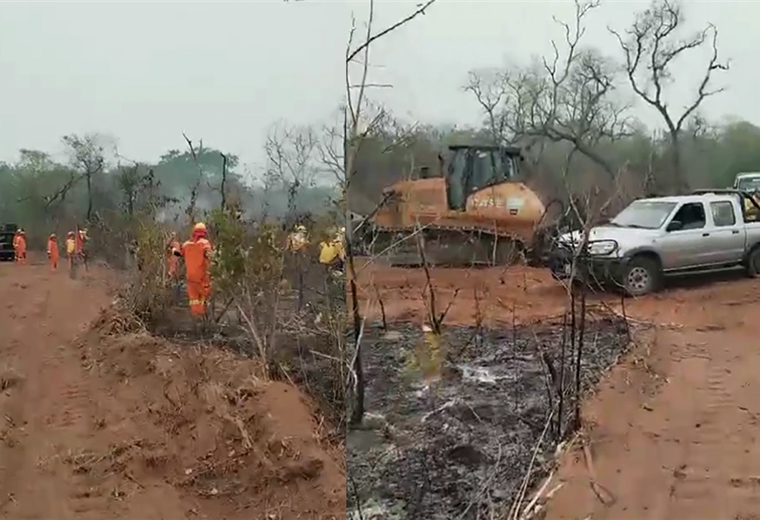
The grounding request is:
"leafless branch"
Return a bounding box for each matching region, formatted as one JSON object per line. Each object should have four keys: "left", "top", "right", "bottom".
{"left": 345, "top": 0, "right": 437, "bottom": 64}
{"left": 344, "top": 0, "right": 438, "bottom": 427}
{"left": 181, "top": 133, "right": 204, "bottom": 223}
{"left": 466, "top": 0, "right": 631, "bottom": 177}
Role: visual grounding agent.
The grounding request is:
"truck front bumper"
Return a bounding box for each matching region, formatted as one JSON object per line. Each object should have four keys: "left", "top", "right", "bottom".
{"left": 548, "top": 245, "right": 626, "bottom": 287}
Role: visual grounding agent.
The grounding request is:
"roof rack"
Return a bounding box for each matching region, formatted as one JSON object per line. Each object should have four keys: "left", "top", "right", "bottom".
{"left": 692, "top": 189, "right": 760, "bottom": 211}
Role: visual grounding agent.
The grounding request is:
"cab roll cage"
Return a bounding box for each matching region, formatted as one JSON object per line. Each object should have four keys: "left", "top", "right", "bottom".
{"left": 692, "top": 188, "right": 760, "bottom": 213}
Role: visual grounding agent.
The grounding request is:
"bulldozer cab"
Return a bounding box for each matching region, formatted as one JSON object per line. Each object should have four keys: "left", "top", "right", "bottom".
{"left": 445, "top": 145, "right": 521, "bottom": 210}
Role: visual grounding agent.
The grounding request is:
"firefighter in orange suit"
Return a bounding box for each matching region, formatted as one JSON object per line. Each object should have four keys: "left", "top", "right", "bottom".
{"left": 173, "top": 222, "right": 213, "bottom": 318}
{"left": 47, "top": 233, "right": 59, "bottom": 271}
{"left": 14, "top": 230, "right": 27, "bottom": 264}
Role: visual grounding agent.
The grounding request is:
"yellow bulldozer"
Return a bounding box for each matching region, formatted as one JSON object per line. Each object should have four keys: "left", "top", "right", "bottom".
{"left": 363, "top": 144, "right": 563, "bottom": 267}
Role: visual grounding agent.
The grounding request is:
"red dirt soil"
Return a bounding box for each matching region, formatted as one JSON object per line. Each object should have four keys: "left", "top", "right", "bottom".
{"left": 0, "top": 261, "right": 345, "bottom": 519}
{"left": 356, "top": 258, "right": 760, "bottom": 519}
{"left": 354, "top": 258, "right": 760, "bottom": 328}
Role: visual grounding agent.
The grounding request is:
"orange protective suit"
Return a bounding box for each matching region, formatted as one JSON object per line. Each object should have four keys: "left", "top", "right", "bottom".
{"left": 47, "top": 234, "right": 59, "bottom": 271}
{"left": 15, "top": 231, "right": 27, "bottom": 264}
{"left": 177, "top": 223, "right": 213, "bottom": 317}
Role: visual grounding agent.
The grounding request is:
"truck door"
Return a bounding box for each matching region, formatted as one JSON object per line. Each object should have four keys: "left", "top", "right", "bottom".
{"left": 658, "top": 201, "right": 713, "bottom": 270}
{"left": 707, "top": 199, "right": 745, "bottom": 264}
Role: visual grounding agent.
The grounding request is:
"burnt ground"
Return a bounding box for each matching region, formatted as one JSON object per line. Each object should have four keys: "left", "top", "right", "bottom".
{"left": 347, "top": 315, "right": 631, "bottom": 520}
{"left": 354, "top": 261, "right": 760, "bottom": 518}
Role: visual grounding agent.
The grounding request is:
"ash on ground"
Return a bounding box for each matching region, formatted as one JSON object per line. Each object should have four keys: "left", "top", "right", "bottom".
{"left": 347, "top": 315, "right": 630, "bottom": 520}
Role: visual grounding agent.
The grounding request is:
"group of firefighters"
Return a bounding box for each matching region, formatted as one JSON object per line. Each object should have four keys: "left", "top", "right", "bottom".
{"left": 12, "top": 228, "right": 89, "bottom": 272}
{"left": 12, "top": 220, "right": 345, "bottom": 322}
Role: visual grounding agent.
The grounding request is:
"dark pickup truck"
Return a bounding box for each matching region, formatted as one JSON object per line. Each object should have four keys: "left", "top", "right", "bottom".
{"left": 0, "top": 224, "right": 18, "bottom": 261}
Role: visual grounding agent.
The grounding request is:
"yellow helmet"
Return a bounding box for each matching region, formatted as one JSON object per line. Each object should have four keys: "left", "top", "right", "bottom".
{"left": 193, "top": 222, "right": 207, "bottom": 232}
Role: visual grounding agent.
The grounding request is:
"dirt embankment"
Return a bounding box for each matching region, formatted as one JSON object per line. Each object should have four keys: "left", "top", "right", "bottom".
{"left": 0, "top": 262, "right": 346, "bottom": 519}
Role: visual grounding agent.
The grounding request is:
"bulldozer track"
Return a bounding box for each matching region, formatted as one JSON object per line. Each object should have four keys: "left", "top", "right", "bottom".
{"left": 374, "top": 222, "right": 527, "bottom": 238}
{"left": 370, "top": 226, "right": 527, "bottom": 267}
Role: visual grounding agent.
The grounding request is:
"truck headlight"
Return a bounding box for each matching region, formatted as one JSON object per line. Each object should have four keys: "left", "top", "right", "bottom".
{"left": 587, "top": 240, "right": 617, "bottom": 256}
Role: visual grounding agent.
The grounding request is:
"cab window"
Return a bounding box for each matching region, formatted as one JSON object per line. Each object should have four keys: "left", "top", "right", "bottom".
{"left": 710, "top": 201, "right": 736, "bottom": 227}
{"left": 671, "top": 202, "right": 706, "bottom": 230}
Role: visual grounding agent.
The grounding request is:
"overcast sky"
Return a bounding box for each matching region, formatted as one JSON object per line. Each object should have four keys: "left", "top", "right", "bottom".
{"left": 0, "top": 0, "right": 348, "bottom": 166}
{"left": 1, "top": 0, "right": 756, "bottom": 168}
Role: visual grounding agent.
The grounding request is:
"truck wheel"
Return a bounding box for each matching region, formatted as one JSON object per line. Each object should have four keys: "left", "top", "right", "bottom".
{"left": 746, "top": 246, "right": 760, "bottom": 278}
{"left": 622, "top": 256, "right": 661, "bottom": 296}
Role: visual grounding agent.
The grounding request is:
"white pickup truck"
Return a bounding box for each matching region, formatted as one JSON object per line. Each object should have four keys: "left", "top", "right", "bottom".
{"left": 549, "top": 190, "right": 760, "bottom": 296}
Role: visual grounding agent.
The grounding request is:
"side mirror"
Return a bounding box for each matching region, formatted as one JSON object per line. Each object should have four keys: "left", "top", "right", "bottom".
{"left": 666, "top": 220, "right": 683, "bottom": 232}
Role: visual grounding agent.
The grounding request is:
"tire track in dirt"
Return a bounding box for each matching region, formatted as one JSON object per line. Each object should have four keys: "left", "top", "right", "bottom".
{"left": 662, "top": 336, "right": 760, "bottom": 519}
{"left": 0, "top": 264, "right": 191, "bottom": 519}
{"left": 0, "top": 262, "right": 346, "bottom": 520}
{"left": 544, "top": 324, "right": 760, "bottom": 520}
{"left": 0, "top": 267, "right": 100, "bottom": 517}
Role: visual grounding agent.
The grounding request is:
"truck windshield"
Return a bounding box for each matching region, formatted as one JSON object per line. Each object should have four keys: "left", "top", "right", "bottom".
{"left": 611, "top": 200, "right": 677, "bottom": 229}
{"left": 736, "top": 177, "right": 760, "bottom": 192}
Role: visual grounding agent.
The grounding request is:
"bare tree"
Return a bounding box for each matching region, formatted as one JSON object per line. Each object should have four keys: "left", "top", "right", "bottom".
{"left": 466, "top": 0, "right": 631, "bottom": 176}
{"left": 464, "top": 68, "right": 511, "bottom": 146}
{"left": 181, "top": 133, "right": 204, "bottom": 225}
{"left": 317, "top": 108, "right": 348, "bottom": 188}
{"left": 62, "top": 133, "right": 112, "bottom": 223}
{"left": 609, "top": 0, "right": 729, "bottom": 192}
{"left": 264, "top": 122, "right": 320, "bottom": 220}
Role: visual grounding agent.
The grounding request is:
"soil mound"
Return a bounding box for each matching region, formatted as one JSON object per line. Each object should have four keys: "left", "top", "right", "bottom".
{"left": 78, "top": 307, "right": 346, "bottom": 520}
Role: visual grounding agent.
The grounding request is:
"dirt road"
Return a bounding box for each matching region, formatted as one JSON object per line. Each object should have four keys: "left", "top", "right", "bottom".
{"left": 356, "top": 259, "right": 760, "bottom": 328}
{"left": 358, "top": 260, "right": 760, "bottom": 519}
{"left": 543, "top": 325, "right": 760, "bottom": 520}
{"left": 0, "top": 261, "right": 345, "bottom": 519}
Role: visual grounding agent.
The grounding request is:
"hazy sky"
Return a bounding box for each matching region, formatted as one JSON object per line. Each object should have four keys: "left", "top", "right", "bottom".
{"left": 0, "top": 1, "right": 348, "bottom": 166}
{"left": 361, "top": 0, "right": 757, "bottom": 131}
{"left": 1, "top": 0, "right": 757, "bottom": 168}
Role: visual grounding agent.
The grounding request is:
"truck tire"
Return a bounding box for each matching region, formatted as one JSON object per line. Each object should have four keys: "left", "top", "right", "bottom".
{"left": 622, "top": 256, "right": 661, "bottom": 297}
{"left": 745, "top": 246, "right": 760, "bottom": 278}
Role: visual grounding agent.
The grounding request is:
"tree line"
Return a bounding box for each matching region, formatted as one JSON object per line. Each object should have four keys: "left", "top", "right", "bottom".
{"left": 0, "top": 121, "right": 342, "bottom": 248}
{"left": 348, "top": 0, "right": 755, "bottom": 216}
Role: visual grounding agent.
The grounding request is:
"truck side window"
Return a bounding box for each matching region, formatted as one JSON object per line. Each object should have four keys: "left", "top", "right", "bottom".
{"left": 672, "top": 202, "right": 706, "bottom": 230}
{"left": 710, "top": 201, "right": 736, "bottom": 227}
